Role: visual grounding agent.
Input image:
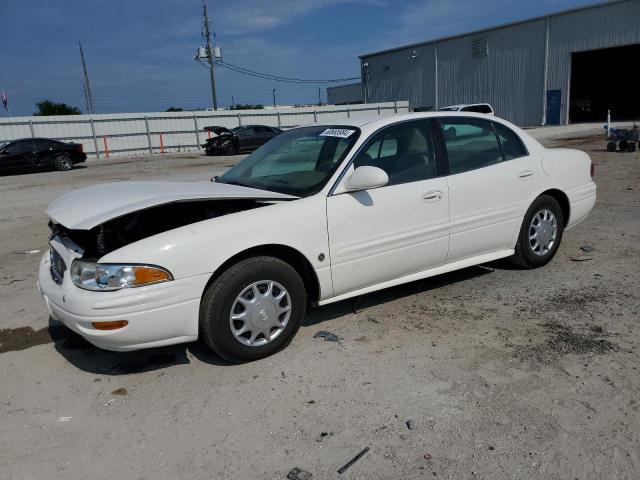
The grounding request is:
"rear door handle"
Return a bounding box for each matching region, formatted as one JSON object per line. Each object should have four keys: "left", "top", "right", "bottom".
{"left": 518, "top": 170, "right": 534, "bottom": 179}
{"left": 422, "top": 190, "right": 443, "bottom": 203}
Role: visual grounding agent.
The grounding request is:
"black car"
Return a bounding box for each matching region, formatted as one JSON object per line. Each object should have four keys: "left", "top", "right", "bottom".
{"left": 0, "top": 138, "right": 87, "bottom": 175}
{"left": 202, "top": 125, "right": 282, "bottom": 156}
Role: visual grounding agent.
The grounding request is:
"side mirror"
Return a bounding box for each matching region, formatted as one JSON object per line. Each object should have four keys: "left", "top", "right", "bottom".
{"left": 345, "top": 166, "right": 389, "bottom": 192}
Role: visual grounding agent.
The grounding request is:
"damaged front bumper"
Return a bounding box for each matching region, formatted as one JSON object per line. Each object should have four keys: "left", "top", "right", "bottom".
{"left": 37, "top": 240, "right": 210, "bottom": 352}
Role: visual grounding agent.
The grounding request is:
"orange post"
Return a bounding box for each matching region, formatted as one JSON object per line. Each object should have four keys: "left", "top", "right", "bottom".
{"left": 159, "top": 132, "right": 165, "bottom": 153}
{"left": 103, "top": 137, "right": 110, "bottom": 158}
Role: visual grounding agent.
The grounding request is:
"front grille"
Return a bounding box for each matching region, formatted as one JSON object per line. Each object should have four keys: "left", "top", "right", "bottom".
{"left": 50, "top": 248, "right": 66, "bottom": 285}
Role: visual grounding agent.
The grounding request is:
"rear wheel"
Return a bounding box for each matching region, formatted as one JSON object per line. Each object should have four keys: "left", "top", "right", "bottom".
{"left": 54, "top": 154, "right": 73, "bottom": 171}
{"left": 619, "top": 140, "right": 628, "bottom": 152}
{"left": 200, "top": 256, "right": 307, "bottom": 363}
{"left": 511, "top": 195, "right": 564, "bottom": 269}
{"left": 606, "top": 141, "right": 617, "bottom": 152}
{"left": 627, "top": 142, "right": 636, "bottom": 153}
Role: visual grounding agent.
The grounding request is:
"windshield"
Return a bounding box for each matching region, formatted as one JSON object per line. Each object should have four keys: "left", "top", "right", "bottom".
{"left": 230, "top": 126, "right": 242, "bottom": 134}
{"left": 218, "top": 125, "right": 360, "bottom": 197}
{"left": 438, "top": 106, "right": 458, "bottom": 111}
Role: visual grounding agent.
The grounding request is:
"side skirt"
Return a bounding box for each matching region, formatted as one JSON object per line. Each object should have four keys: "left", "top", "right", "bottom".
{"left": 317, "top": 249, "right": 514, "bottom": 306}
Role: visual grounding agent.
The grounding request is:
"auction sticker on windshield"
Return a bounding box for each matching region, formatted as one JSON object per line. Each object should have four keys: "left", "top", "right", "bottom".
{"left": 319, "top": 128, "right": 355, "bottom": 139}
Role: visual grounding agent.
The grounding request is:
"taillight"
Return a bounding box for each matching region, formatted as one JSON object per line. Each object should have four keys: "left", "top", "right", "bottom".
{"left": 590, "top": 163, "right": 594, "bottom": 178}
{"left": 77, "top": 144, "right": 84, "bottom": 153}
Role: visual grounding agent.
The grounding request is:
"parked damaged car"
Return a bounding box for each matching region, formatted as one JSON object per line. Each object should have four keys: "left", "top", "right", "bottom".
{"left": 39, "top": 112, "right": 596, "bottom": 363}
{"left": 201, "top": 125, "right": 282, "bottom": 155}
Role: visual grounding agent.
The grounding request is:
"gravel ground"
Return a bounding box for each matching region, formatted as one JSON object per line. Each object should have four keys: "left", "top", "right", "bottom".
{"left": 0, "top": 136, "right": 639, "bottom": 480}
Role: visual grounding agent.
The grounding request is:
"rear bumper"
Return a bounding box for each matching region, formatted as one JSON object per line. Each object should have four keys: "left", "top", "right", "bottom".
{"left": 38, "top": 249, "right": 210, "bottom": 351}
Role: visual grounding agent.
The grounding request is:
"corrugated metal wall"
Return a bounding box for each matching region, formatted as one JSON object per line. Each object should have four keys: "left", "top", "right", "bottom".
{"left": 0, "top": 102, "right": 410, "bottom": 158}
{"left": 361, "top": 0, "right": 639, "bottom": 126}
{"left": 327, "top": 82, "right": 364, "bottom": 104}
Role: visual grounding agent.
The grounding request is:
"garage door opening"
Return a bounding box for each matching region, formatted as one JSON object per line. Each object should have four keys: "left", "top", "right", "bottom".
{"left": 569, "top": 44, "right": 640, "bottom": 123}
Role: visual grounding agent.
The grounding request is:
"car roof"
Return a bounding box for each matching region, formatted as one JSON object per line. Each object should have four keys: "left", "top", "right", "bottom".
{"left": 309, "top": 110, "right": 498, "bottom": 129}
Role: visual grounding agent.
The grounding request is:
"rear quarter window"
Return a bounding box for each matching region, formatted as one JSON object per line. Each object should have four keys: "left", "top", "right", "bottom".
{"left": 493, "top": 123, "right": 528, "bottom": 160}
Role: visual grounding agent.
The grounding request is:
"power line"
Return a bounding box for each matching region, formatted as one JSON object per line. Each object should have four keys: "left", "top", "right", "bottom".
{"left": 215, "top": 60, "right": 361, "bottom": 84}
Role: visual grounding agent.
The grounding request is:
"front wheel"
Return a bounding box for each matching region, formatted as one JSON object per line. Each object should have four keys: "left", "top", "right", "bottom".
{"left": 511, "top": 195, "right": 564, "bottom": 269}
{"left": 200, "top": 256, "right": 307, "bottom": 363}
{"left": 222, "top": 141, "right": 237, "bottom": 155}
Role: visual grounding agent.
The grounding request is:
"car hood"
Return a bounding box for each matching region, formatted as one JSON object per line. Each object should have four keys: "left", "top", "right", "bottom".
{"left": 47, "top": 181, "right": 297, "bottom": 230}
{"left": 203, "top": 126, "right": 234, "bottom": 136}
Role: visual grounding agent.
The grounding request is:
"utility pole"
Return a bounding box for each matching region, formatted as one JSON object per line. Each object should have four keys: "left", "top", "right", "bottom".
{"left": 231, "top": 95, "right": 235, "bottom": 109}
{"left": 79, "top": 41, "right": 94, "bottom": 114}
{"left": 318, "top": 87, "right": 322, "bottom": 106}
{"left": 202, "top": 1, "right": 218, "bottom": 110}
{"left": 272, "top": 88, "right": 276, "bottom": 109}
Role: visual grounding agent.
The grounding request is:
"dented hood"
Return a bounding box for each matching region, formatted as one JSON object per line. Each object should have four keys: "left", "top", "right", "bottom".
{"left": 47, "top": 181, "right": 296, "bottom": 230}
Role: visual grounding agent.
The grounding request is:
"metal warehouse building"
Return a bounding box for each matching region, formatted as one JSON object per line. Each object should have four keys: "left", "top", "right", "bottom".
{"left": 329, "top": 0, "right": 640, "bottom": 126}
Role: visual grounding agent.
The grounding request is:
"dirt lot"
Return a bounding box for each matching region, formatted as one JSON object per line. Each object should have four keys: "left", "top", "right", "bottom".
{"left": 1, "top": 137, "right": 639, "bottom": 480}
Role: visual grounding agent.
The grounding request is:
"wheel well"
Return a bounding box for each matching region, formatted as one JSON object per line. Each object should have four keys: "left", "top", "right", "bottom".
{"left": 540, "top": 189, "right": 570, "bottom": 226}
{"left": 202, "top": 244, "right": 321, "bottom": 304}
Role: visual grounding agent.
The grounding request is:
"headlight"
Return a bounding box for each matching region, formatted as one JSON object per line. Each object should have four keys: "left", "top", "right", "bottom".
{"left": 70, "top": 260, "right": 173, "bottom": 291}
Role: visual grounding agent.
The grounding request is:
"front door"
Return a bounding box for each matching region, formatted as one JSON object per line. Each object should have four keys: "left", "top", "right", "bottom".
{"left": 327, "top": 120, "right": 450, "bottom": 296}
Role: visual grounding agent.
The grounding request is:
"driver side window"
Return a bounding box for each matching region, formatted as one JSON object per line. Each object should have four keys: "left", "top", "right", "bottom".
{"left": 352, "top": 121, "right": 436, "bottom": 186}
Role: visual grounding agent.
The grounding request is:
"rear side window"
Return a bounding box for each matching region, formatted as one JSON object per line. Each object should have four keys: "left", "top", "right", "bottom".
{"left": 439, "top": 118, "right": 502, "bottom": 175}
{"left": 353, "top": 120, "right": 436, "bottom": 186}
{"left": 493, "top": 123, "right": 528, "bottom": 160}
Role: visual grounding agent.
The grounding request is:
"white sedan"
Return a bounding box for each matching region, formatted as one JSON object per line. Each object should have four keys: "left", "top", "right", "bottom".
{"left": 38, "top": 112, "right": 596, "bottom": 362}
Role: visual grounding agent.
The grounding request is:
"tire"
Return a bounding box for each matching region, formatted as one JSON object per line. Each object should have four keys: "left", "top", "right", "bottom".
{"left": 510, "top": 195, "right": 564, "bottom": 269}
{"left": 222, "top": 142, "right": 237, "bottom": 156}
{"left": 54, "top": 154, "right": 73, "bottom": 171}
{"left": 618, "top": 140, "right": 628, "bottom": 152}
{"left": 627, "top": 142, "right": 636, "bottom": 153}
{"left": 606, "top": 141, "right": 617, "bottom": 152}
{"left": 200, "top": 256, "right": 307, "bottom": 363}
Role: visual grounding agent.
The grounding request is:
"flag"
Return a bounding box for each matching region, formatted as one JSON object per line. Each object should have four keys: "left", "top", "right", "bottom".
{"left": 1, "top": 90, "right": 7, "bottom": 112}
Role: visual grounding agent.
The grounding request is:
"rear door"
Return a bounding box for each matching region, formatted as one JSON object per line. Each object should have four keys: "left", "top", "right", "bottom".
{"left": 327, "top": 119, "right": 450, "bottom": 295}
{"left": 33, "top": 139, "right": 58, "bottom": 166}
{"left": 253, "top": 126, "right": 278, "bottom": 147}
{"left": 438, "top": 117, "right": 536, "bottom": 262}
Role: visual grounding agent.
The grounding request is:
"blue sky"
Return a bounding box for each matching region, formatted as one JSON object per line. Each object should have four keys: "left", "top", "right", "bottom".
{"left": 1, "top": 0, "right": 600, "bottom": 116}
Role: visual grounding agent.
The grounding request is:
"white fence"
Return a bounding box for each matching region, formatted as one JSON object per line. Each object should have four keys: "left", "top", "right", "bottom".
{"left": 0, "top": 102, "right": 409, "bottom": 158}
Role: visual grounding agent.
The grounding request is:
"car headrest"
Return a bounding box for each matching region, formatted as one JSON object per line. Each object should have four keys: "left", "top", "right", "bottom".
{"left": 444, "top": 127, "right": 457, "bottom": 141}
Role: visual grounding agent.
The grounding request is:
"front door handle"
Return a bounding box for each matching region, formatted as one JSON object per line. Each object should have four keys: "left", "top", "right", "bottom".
{"left": 518, "top": 170, "right": 534, "bottom": 179}
{"left": 422, "top": 190, "right": 443, "bottom": 203}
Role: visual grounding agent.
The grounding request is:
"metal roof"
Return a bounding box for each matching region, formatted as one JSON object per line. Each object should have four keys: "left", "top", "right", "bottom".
{"left": 359, "top": 0, "right": 629, "bottom": 59}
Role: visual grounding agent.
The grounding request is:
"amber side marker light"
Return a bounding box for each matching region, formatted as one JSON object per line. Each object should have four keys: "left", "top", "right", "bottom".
{"left": 92, "top": 320, "right": 129, "bottom": 330}
{"left": 132, "top": 266, "right": 172, "bottom": 286}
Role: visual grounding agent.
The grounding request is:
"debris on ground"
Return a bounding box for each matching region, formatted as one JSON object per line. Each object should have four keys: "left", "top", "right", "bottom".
{"left": 423, "top": 453, "right": 432, "bottom": 460}
{"left": 313, "top": 331, "right": 341, "bottom": 343}
{"left": 111, "top": 388, "right": 127, "bottom": 395}
{"left": 315, "top": 431, "right": 333, "bottom": 442}
{"left": 580, "top": 245, "right": 595, "bottom": 252}
{"left": 57, "top": 416, "right": 72, "bottom": 422}
{"left": 570, "top": 255, "right": 593, "bottom": 262}
{"left": 287, "top": 467, "right": 313, "bottom": 480}
{"left": 337, "top": 447, "right": 370, "bottom": 474}
{"left": 406, "top": 419, "right": 415, "bottom": 430}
